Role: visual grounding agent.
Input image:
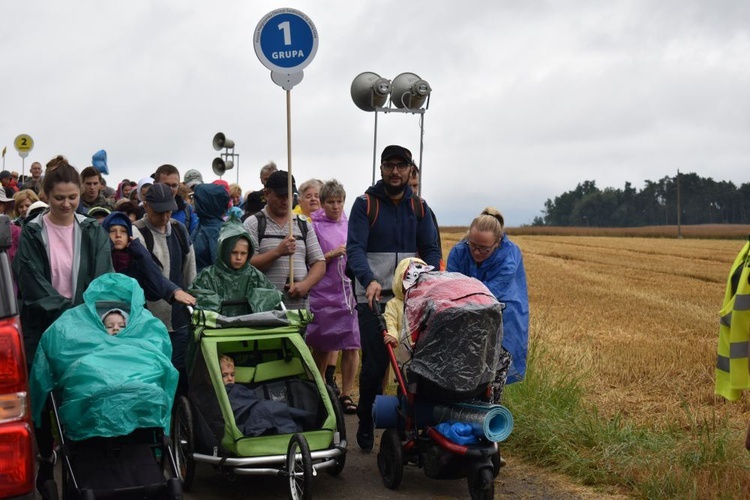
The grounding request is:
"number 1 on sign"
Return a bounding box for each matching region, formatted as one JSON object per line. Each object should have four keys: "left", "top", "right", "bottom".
{"left": 278, "top": 21, "right": 291, "bottom": 45}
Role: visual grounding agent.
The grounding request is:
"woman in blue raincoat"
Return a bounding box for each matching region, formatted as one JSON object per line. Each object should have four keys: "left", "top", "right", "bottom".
{"left": 447, "top": 207, "right": 529, "bottom": 402}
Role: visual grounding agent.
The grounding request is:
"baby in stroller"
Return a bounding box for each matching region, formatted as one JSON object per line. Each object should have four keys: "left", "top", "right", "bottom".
{"left": 29, "top": 273, "right": 181, "bottom": 498}
{"left": 102, "top": 308, "right": 127, "bottom": 335}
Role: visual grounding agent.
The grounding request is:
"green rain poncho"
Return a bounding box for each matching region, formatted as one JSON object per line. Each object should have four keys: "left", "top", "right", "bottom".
{"left": 29, "top": 273, "right": 178, "bottom": 440}
{"left": 190, "top": 215, "right": 282, "bottom": 317}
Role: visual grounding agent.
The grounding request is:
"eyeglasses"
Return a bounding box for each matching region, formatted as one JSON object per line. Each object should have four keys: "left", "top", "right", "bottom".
{"left": 468, "top": 241, "right": 497, "bottom": 254}
{"left": 381, "top": 162, "right": 412, "bottom": 173}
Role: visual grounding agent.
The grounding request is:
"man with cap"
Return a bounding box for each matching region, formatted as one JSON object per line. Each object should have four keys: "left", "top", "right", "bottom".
{"left": 134, "top": 182, "right": 196, "bottom": 396}
{"left": 183, "top": 169, "right": 203, "bottom": 191}
{"left": 347, "top": 145, "right": 442, "bottom": 451}
{"left": 0, "top": 170, "right": 15, "bottom": 198}
{"left": 153, "top": 164, "right": 199, "bottom": 233}
{"left": 243, "top": 170, "right": 325, "bottom": 311}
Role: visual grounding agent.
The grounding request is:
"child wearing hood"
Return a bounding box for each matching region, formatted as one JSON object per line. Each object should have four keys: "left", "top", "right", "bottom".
{"left": 101, "top": 308, "right": 128, "bottom": 335}
{"left": 190, "top": 215, "right": 282, "bottom": 317}
{"left": 101, "top": 211, "right": 196, "bottom": 306}
{"left": 383, "top": 257, "right": 434, "bottom": 362}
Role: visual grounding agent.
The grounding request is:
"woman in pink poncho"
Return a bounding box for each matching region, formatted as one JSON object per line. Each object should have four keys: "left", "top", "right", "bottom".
{"left": 306, "top": 179, "right": 360, "bottom": 414}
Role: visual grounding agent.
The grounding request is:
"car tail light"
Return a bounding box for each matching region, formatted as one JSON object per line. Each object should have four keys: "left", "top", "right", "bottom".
{"left": 0, "top": 422, "right": 34, "bottom": 498}
{"left": 0, "top": 317, "right": 33, "bottom": 498}
{"left": 0, "top": 319, "right": 27, "bottom": 395}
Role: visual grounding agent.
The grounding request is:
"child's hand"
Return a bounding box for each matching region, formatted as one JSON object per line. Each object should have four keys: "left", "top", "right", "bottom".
{"left": 384, "top": 334, "right": 398, "bottom": 347}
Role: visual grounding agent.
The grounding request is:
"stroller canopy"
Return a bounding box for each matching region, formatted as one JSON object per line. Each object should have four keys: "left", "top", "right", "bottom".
{"left": 30, "top": 273, "right": 178, "bottom": 440}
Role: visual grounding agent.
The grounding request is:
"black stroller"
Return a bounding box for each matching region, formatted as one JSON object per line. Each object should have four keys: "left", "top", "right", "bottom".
{"left": 49, "top": 392, "right": 182, "bottom": 500}
{"left": 372, "top": 271, "right": 511, "bottom": 500}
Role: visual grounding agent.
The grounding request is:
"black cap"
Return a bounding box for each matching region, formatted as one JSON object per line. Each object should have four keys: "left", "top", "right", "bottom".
{"left": 0, "top": 171, "right": 11, "bottom": 180}
{"left": 264, "top": 170, "right": 296, "bottom": 195}
{"left": 381, "top": 145, "right": 414, "bottom": 165}
{"left": 145, "top": 183, "right": 178, "bottom": 212}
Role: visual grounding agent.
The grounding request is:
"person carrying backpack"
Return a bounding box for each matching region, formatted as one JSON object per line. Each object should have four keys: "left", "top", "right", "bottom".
{"left": 243, "top": 170, "right": 325, "bottom": 311}
{"left": 346, "top": 145, "right": 442, "bottom": 451}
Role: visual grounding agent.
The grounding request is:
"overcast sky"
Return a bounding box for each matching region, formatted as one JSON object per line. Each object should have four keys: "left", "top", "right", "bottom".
{"left": 2, "top": 0, "right": 748, "bottom": 226}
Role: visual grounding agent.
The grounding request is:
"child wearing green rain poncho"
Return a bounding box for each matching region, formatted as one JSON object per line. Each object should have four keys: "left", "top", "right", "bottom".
{"left": 190, "top": 215, "right": 282, "bottom": 316}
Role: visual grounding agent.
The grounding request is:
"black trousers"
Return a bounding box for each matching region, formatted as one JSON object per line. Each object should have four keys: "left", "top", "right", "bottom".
{"left": 355, "top": 303, "right": 389, "bottom": 428}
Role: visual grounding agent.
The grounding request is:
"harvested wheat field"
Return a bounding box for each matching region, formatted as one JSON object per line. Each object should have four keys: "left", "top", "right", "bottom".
{"left": 441, "top": 229, "right": 750, "bottom": 496}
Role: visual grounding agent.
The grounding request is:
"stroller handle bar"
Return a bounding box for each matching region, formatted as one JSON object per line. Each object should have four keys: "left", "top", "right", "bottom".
{"left": 371, "top": 300, "right": 408, "bottom": 395}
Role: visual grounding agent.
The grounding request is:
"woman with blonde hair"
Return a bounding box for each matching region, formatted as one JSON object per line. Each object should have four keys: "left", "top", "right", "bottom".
{"left": 446, "top": 207, "right": 528, "bottom": 403}
{"left": 12, "top": 189, "right": 40, "bottom": 223}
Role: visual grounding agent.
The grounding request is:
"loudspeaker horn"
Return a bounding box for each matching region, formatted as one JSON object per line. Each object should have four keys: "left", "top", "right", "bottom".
{"left": 390, "top": 72, "right": 431, "bottom": 109}
{"left": 351, "top": 72, "right": 392, "bottom": 112}
{"left": 212, "top": 132, "right": 235, "bottom": 151}
{"left": 212, "top": 157, "right": 234, "bottom": 176}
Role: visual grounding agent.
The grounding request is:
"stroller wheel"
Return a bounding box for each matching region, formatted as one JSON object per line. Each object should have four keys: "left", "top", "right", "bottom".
{"left": 468, "top": 466, "right": 494, "bottom": 500}
{"left": 325, "top": 385, "right": 346, "bottom": 476}
{"left": 286, "top": 433, "right": 313, "bottom": 500}
{"left": 173, "top": 396, "right": 196, "bottom": 491}
{"left": 377, "top": 428, "right": 403, "bottom": 490}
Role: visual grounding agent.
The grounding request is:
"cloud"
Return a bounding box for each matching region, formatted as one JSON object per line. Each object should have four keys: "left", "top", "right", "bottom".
{"left": 1, "top": 0, "right": 748, "bottom": 227}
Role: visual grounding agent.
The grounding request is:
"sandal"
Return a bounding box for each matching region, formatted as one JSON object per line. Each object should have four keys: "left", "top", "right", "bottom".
{"left": 339, "top": 395, "right": 358, "bottom": 415}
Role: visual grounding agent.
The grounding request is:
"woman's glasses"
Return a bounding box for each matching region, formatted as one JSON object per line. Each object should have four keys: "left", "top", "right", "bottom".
{"left": 468, "top": 241, "right": 497, "bottom": 254}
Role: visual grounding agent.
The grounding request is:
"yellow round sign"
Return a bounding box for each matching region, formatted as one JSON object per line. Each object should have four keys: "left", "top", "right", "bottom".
{"left": 14, "top": 134, "right": 34, "bottom": 157}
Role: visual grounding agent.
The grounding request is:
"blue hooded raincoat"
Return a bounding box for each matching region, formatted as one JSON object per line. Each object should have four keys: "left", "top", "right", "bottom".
{"left": 447, "top": 237, "right": 529, "bottom": 383}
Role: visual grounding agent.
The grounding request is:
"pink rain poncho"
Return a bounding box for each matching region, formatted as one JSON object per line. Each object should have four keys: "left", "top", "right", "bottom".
{"left": 305, "top": 209, "right": 360, "bottom": 351}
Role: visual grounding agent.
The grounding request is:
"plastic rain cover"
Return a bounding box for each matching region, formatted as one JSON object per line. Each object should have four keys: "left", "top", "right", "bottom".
{"left": 404, "top": 272, "right": 503, "bottom": 397}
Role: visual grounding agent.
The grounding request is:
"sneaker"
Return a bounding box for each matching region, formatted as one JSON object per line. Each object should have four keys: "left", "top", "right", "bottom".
{"left": 356, "top": 421, "right": 374, "bottom": 452}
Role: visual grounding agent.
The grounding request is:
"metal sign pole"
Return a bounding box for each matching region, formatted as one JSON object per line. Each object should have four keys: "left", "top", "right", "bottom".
{"left": 286, "top": 89, "right": 294, "bottom": 285}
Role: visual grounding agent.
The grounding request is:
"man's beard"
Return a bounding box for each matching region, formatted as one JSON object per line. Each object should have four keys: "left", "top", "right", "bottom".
{"left": 384, "top": 182, "right": 405, "bottom": 196}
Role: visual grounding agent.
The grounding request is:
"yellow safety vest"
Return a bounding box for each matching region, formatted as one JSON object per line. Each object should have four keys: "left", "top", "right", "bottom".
{"left": 715, "top": 241, "right": 750, "bottom": 401}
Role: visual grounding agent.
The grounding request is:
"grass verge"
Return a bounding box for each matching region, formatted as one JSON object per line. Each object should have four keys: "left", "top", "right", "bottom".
{"left": 502, "top": 338, "right": 750, "bottom": 498}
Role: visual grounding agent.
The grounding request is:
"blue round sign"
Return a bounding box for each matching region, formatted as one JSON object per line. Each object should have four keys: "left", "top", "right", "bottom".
{"left": 254, "top": 8, "right": 318, "bottom": 74}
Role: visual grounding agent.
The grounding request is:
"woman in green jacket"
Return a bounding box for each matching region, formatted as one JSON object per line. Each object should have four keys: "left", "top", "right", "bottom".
{"left": 12, "top": 155, "right": 112, "bottom": 496}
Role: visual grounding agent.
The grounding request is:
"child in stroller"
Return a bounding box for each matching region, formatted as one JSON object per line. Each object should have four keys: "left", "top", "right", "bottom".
{"left": 29, "top": 273, "right": 181, "bottom": 499}
{"left": 219, "top": 354, "right": 314, "bottom": 437}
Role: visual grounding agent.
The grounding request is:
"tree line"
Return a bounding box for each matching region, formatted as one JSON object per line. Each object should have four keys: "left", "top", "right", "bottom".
{"left": 534, "top": 173, "right": 750, "bottom": 227}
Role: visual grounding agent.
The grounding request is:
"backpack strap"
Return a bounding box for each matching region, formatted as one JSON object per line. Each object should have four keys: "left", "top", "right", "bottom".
{"left": 170, "top": 220, "right": 190, "bottom": 267}
{"left": 254, "top": 211, "right": 308, "bottom": 245}
{"left": 133, "top": 219, "right": 190, "bottom": 269}
{"left": 365, "top": 194, "right": 379, "bottom": 227}
{"left": 365, "top": 193, "right": 424, "bottom": 227}
{"left": 254, "top": 212, "right": 268, "bottom": 246}
{"left": 133, "top": 219, "right": 160, "bottom": 268}
{"left": 411, "top": 194, "right": 425, "bottom": 221}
